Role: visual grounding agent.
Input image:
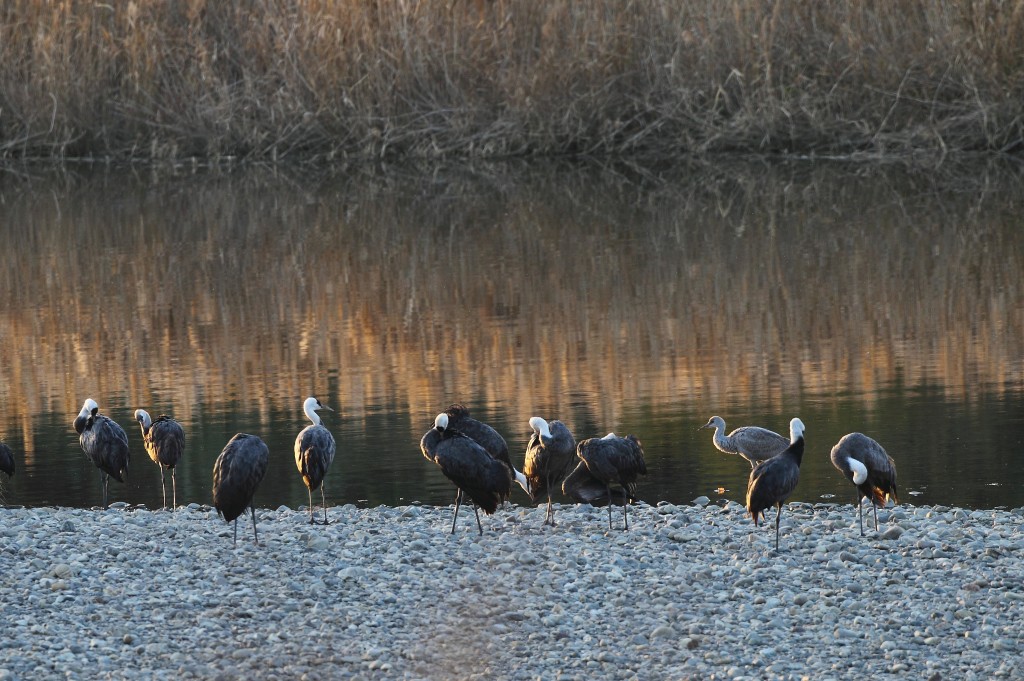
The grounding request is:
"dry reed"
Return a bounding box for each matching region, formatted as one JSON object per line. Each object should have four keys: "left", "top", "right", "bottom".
{"left": 1, "top": 0, "right": 1023, "bottom": 162}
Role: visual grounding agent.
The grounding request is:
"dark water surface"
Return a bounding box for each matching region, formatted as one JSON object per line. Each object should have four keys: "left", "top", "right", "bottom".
{"left": 1, "top": 160, "right": 1022, "bottom": 512}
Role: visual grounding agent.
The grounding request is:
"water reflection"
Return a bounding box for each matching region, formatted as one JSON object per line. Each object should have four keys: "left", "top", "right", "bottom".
{"left": 0, "top": 161, "right": 1022, "bottom": 511}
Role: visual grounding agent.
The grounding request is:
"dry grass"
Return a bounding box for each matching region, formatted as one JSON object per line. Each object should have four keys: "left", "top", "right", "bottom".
{"left": 1, "top": 0, "right": 1023, "bottom": 161}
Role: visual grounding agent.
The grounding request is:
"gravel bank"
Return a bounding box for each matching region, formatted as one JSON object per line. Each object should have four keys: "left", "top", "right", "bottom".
{"left": 0, "top": 501, "right": 1021, "bottom": 680}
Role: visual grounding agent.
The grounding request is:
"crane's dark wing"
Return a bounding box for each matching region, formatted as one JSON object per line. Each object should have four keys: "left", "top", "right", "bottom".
{"left": 523, "top": 430, "right": 546, "bottom": 502}
{"left": 526, "top": 420, "right": 579, "bottom": 502}
{"left": 444, "top": 404, "right": 510, "bottom": 469}
{"left": 213, "top": 433, "right": 269, "bottom": 522}
{"left": 746, "top": 456, "right": 800, "bottom": 521}
{"left": 81, "top": 416, "right": 130, "bottom": 482}
{"left": 837, "top": 432, "right": 899, "bottom": 506}
{"left": 295, "top": 425, "right": 337, "bottom": 491}
{"left": 148, "top": 416, "right": 185, "bottom": 469}
{"left": 433, "top": 434, "right": 511, "bottom": 515}
{"left": 577, "top": 435, "right": 646, "bottom": 486}
{"left": 561, "top": 460, "right": 630, "bottom": 507}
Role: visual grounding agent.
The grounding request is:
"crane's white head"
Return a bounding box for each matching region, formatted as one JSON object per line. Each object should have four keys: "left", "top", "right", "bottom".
{"left": 74, "top": 398, "right": 99, "bottom": 434}
{"left": 699, "top": 416, "right": 725, "bottom": 432}
{"left": 789, "top": 418, "right": 806, "bottom": 443}
{"left": 529, "top": 416, "right": 552, "bottom": 440}
{"left": 303, "top": 396, "right": 333, "bottom": 425}
{"left": 434, "top": 413, "right": 449, "bottom": 431}
{"left": 134, "top": 409, "right": 152, "bottom": 430}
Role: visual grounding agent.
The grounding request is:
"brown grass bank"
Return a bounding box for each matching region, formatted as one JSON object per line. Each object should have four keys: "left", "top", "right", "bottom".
{"left": 2, "top": 1, "right": 1023, "bottom": 162}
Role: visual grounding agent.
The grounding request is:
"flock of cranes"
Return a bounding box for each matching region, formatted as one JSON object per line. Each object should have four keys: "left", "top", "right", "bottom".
{"left": 419, "top": 406, "right": 648, "bottom": 535}
{"left": 0, "top": 401, "right": 898, "bottom": 550}
{"left": 703, "top": 415, "right": 899, "bottom": 548}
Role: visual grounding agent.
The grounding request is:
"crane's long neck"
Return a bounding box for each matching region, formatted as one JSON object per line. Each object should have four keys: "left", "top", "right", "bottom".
{"left": 786, "top": 438, "right": 805, "bottom": 467}
{"left": 847, "top": 457, "right": 868, "bottom": 485}
{"left": 304, "top": 403, "right": 322, "bottom": 427}
{"left": 513, "top": 468, "right": 531, "bottom": 496}
{"left": 140, "top": 411, "right": 153, "bottom": 435}
{"left": 529, "top": 417, "right": 552, "bottom": 444}
{"left": 785, "top": 418, "right": 806, "bottom": 466}
{"left": 714, "top": 427, "right": 730, "bottom": 450}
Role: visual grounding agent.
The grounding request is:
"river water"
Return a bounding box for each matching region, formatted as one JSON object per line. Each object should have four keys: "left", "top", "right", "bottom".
{"left": 0, "top": 160, "right": 1021, "bottom": 511}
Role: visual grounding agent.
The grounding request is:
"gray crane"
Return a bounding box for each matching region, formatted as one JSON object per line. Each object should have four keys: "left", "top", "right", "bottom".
{"left": 421, "top": 413, "right": 528, "bottom": 534}
{"left": 570, "top": 433, "right": 647, "bottom": 530}
{"left": 699, "top": 415, "right": 790, "bottom": 468}
{"left": 134, "top": 409, "right": 185, "bottom": 510}
{"left": 212, "top": 433, "right": 269, "bottom": 545}
{"left": 74, "top": 398, "right": 130, "bottom": 509}
{"left": 0, "top": 441, "right": 13, "bottom": 478}
{"left": 830, "top": 432, "right": 899, "bottom": 536}
{"left": 745, "top": 417, "right": 805, "bottom": 551}
{"left": 294, "top": 396, "right": 337, "bottom": 525}
{"left": 523, "top": 416, "right": 577, "bottom": 526}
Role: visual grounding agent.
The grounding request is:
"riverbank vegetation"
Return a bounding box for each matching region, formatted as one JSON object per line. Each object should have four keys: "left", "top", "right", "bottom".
{"left": 2, "top": 0, "right": 1023, "bottom": 162}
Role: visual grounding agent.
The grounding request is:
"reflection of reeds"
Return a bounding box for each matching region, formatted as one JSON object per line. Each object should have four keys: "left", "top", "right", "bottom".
{"left": 2, "top": 2, "right": 1023, "bottom": 160}
{"left": 0, "top": 162, "right": 1022, "bottom": 463}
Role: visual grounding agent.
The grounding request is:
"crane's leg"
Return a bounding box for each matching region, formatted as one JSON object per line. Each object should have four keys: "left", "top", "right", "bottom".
{"left": 102, "top": 472, "right": 110, "bottom": 509}
{"left": 472, "top": 502, "right": 483, "bottom": 535}
{"left": 250, "top": 504, "right": 260, "bottom": 545}
{"left": 160, "top": 466, "right": 168, "bottom": 510}
{"left": 232, "top": 518, "right": 239, "bottom": 546}
{"left": 774, "top": 502, "right": 782, "bottom": 551}
{"left": 545, "top": 473, "right": 554, "bottom": 526}
{"left": 856, "top": 491, "right": 864, "bottom": 537}
{"left": 320, "top": 484, "right": 329, "bottom": 525}
{"left": 623, "top": 489, "right": 629, "bottom": 531}
{"left": 872, "top": 499, "right": 879, "bottom": 532}
{"left": 307, "top": 487, "right": 315, "bottom": 525}
{"left": 605, "top": 485, "right": 613, "bottom": 530}
{"left": 170, "top": 466, "right": 177, "bottom": 511}
{"left": 451, "top": 489, "right": 463, "bottom": 534}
